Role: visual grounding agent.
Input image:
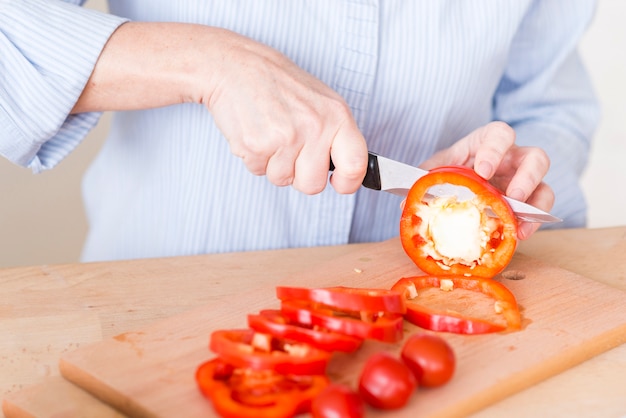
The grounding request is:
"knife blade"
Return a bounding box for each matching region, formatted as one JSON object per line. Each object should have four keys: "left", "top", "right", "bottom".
{"left": 332, "top": 152, "right": 562, "bottom": 224}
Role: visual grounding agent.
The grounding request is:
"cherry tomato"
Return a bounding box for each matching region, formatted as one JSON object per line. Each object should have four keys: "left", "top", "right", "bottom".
{"left": 400, "top": 333, "right": 456, "bottom": 387}
{"left": 358, "top": 352, "right": 417, "bottom": 410}
{"left": 311, "top": 384, "right": 365, "bottom": 418}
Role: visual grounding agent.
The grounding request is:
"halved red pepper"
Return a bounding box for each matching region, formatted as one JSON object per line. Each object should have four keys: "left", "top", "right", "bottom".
{"left": 276, "top": 286, "right": 406, "bottom": 314}
{"left": 280, "top": 299, "right": 404, "bottom": 343}
{"left": 391, "top": 275, "right": 521, "bottom": 334}
{"left": 209, "top": 329, "right": 331, "bottom": 375}
{"left": 196, "top": 357, "right": 329, "bottom": 418}
{"left": 248, "top": 309, "right": 363, "bottom": 353}
{"left": 400, "top": 165, "right": 518, "bottom": 278}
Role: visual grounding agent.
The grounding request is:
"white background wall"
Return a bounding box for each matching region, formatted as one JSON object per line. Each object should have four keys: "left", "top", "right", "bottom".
{"left": 1, "top": 0, "right": 625, "bottom": 268}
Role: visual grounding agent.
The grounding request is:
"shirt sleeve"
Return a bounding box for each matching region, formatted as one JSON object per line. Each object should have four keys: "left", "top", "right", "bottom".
{"left": 492, "top": 0, "right": 600, "bottom": 228}
{"left": 0, "top": 0, "right": 128, "bottom": 173}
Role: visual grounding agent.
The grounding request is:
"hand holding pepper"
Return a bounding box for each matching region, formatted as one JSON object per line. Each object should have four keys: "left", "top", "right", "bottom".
{"left": 419, "top": 121, "right": 554, "bottom": 240}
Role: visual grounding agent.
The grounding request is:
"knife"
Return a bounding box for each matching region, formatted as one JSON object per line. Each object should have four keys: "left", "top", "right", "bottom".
{"left": 331, "top": 152, "right": 561, "bottom": 223}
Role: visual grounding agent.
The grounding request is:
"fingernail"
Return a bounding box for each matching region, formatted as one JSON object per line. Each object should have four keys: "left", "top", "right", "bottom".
{"left": 476, "top": 161, "right": 493, "bottom": 179}
{"left": 508, "top": 188, "right": 525, "bottom": 201}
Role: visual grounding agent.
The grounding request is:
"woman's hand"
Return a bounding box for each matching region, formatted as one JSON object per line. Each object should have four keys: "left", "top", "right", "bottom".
{"left": 73, "top": 22, "right": 368, "bottom": 195}
{"left": 419, "top": 122, "right": 554, "bottom": 239}
{"left": 202, "top": 28, "right": 368, "bottom": 195}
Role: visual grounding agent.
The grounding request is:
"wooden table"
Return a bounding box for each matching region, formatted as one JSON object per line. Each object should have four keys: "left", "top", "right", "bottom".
{"left": 1, "top": 227, "right": 625, "bottom": 417}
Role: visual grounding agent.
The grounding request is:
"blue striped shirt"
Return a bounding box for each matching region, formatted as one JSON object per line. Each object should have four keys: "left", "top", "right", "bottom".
{"left": 0, "top": 0, "right": 599, "bottom": 262}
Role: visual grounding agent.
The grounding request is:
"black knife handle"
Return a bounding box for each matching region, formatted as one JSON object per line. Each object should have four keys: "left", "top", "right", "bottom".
{"left": 329, "top": 152, "right": 382, "bottom": 191}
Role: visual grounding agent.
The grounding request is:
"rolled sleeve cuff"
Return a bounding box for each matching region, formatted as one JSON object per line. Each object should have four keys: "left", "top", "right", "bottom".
{"left": 0, "top": 0, "right": 128, "bottom": 172}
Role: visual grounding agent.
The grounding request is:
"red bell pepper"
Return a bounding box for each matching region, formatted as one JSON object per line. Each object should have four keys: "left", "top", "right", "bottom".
{"left": 248, "top": 309, "right": 363, "bottom": 353}
{"left": 276, "top": 286, "right": 406, "bottom": 314}
{"left": 400, "top": 165, "right": 518, "bottom": 278}
{"left": 196, "top": 358, "right": 329, "bottom": 418}
{"left": 391, "top": 275, "right": 521, "bottom": 334}
{"left": 280, "top": 299, "right": 404, "bottom": 343}
{"left": 209, "top": 329, "right": 332, "bottom": 375}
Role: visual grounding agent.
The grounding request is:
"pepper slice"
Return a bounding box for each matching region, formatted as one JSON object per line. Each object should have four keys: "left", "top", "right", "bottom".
{"left": 209, "top": 329, "right": 332, "bottom": 375}
{"left": 248, "top": 309, "right": 363, "bottom": 353}
{"left": 400, "top": 165, "right": 518, "bottom": 278}
{"left": 276, "top": 286, "right": 406, "bottom": 314}
{"left": 280, "top": 299, "right": 404, "bottom": 343}
{"left": 196, "top": 358, "right": 329, "bottom": 418}
{"left": 391, "top": 275, "right": 521, "bottom": 334}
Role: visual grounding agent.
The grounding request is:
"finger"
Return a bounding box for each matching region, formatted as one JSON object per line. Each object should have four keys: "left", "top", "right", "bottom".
{"left": 503, "top": 147, "right": 550, "bottom": 203}
{"left": 419, "top": 141, "right": 471, "bottom": 171}
{"left": 265, "top": 147, "right": 298, "bottom": 187}
{"left": 516, "top": 182, "right": 555, "bottom": 240}
{"left": 420, "top": 121, "right": 516, "bottom": 178}
{"left": 291, "top": 143, "right": 331, "bottom": 194}
{"left": 239, "top": 153, "right": 269, "bottom": 176}
{"left": 328, "top": 121, "right": 368, "bottom": 194}
{"left": 472, "top": 121, "right": 516, "bottom": 180}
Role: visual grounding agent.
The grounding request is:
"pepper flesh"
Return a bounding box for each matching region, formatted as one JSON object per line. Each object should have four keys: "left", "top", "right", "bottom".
{"left": 280, "top": 299, "right": 404, "bottom": 343}
{"left": 276, "top": 286, "right": 406, "bottom": 314}
{"left": 196, "top": 358, "right": 329, "bottom": 418}
{"left": 209, "top": 329, "right": 331, "bottom": 375}
{"left": 247, "top": 309, "right": 363, "bottom": 353}
{"left": 391, "top": 275, "right": 522, "bottom": 334}
{"left": 400, "top": 165, "right": 518, "bottom": 278}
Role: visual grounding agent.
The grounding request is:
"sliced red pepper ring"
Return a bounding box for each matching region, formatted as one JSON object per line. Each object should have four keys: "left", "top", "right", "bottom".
{"left": 391, "top": 275, "right": 521, "bottom": 334}
{"left": 196, "top": 358, "right": 329, "bottom": 418}
{"left": 280, "top": 299, "right": 404, "bottom": 343}
{"left": 248, "top": 309, "right": 363, "bottom": 353}
{"left": 276, "top": 285, "right": 406, "bottom": 314}
{"left": 400, "top": 165, "right": 518, "bottom": 278}
{"left": 209, "top": 329, "right": 331, "bottom": 375}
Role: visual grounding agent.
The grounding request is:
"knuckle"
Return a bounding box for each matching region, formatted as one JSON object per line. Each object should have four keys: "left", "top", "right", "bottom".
{"left": 265, "top": 161, "right": 295, "bottom": 187}
{"left": 244, "top": 159, "right": 267, "bottom": 176}
{"left": 340, "top": 159, "right": 368, "bottom": 181}
{"left": 487, "top": 121, "right": 516, "bottom": 144}
{"left": 269, "top": 126, "right": 298, "bottom": 147}
{"left": 534, "top": 147, "right": 551, "bottom": 168}
{"left": 266, "top": 168, "right": 294, "bottom": 187}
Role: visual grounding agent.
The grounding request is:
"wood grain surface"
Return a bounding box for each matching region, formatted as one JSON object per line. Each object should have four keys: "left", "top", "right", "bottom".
{"left": 2, "top": 227, "right": 625, "bottom": 418}
{"left": 57, "top": 240, "right": 626, "bottom": 418}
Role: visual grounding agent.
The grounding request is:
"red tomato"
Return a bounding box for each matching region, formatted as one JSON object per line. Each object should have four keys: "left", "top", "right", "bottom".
{"left": 358, "top": 352, "right": 417, "bottom": 410}
{"left": 311, "top": 384, "right": 365, "bottom": 418}
{"left": 401, "top": 334, "right": 456, "bottom": 387}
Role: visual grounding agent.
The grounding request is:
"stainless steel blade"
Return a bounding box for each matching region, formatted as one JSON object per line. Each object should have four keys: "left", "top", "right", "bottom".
{"left": 374, "top": 154, "right": 562, "bottom": 224}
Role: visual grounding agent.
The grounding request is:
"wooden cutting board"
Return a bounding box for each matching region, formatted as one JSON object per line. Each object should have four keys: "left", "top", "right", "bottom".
{"left": 57, "top": 238, "right": 626, "bottom": 418}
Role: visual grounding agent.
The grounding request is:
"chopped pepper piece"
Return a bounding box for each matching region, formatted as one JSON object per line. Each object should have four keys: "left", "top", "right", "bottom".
{"left": 209, "top": 329, "right": 332, "bottom": 375}
{"left": 280, "top": 299, "right": 404, "bottom": 343}
{"left": 276, "top": 286, "right": 406, "bottom": 314}
{"left": 196, "top": 358, "right": 329, "bottom": 418}
{"left": 248, "top": 309, "right": 363, "bottom": 353}
{"left": 391, "top": 275, "right": 522, "bottom": 334}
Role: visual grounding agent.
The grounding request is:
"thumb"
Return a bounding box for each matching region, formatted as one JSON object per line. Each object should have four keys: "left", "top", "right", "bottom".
{"left": 329, "top": 122, "right": 368, "bottom": 194}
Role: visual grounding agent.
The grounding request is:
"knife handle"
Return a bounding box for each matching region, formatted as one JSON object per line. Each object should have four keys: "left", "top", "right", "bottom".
{"left": 329, "top": 152, "right": 382, "bottom": 191}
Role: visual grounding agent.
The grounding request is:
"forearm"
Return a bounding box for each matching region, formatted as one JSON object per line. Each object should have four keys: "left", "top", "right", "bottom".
{"left": 72, "top": 21, "right": 228, "bottom": 113}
